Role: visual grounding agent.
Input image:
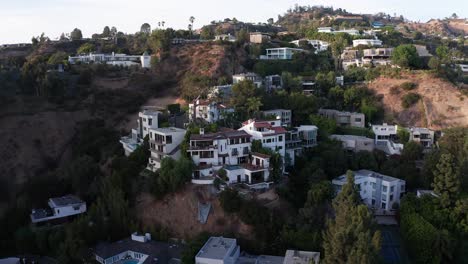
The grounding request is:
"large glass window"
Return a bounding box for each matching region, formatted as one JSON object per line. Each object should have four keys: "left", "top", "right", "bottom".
{"left": 382, "top": 185, "right": 388, "bottom": 192}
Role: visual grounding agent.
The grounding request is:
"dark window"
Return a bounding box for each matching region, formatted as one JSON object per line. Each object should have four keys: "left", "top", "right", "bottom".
{"left": 166, "top": 135, "right": 172, "bottom": 144}
{"left": 278, "top": 136, "right": 283, "bottom": 142}
{"left": 148, "top": 118, "right": 152, "bottom": 126}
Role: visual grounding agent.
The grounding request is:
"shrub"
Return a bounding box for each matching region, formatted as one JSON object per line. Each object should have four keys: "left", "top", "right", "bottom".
{"left": 390, "top": 86, "right": 400, "bottom": 95}
{"left": 400, "top": 81, "right": 417, "bottom": 91}
{"left": 402, "top": 92, "right": 421, "bottom": 108}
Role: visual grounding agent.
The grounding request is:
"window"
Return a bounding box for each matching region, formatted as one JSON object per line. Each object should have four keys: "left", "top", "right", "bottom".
{"left": 148, "top": 118, "right": 152, "bottom": 126}
{"left": 381, "top": 202, "right": 386, "bottom": 209}
{"left": 382, "top": 186, "right": 388, "bottom": 193}
{"left": 278, "top": 136, "right": 283, "bottom": 142}
{"left": 372, "top": 199, "right": 376, "bottom": 205}
{"left": 371, "top": 182, "right": 376, "bottom": 189}
{"left": 390, "top": 194, "right": 394, "bottom": 201}
{"left": 390, "top": 186, "right": 394, "bottom": 192}
{"left": 355, "top": 118, "right": 362, "bottom": 122}
{"left": 166, "top": 135, "right": 172, "bottom": 144}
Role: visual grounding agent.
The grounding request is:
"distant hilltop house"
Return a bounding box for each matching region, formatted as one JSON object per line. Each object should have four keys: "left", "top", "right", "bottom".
{"left": 189, "top": 99, "right": 234, "bottom": 124}
{"left": 68, "top": 52, "right": 152, "bottom": 68}
{"left": 341, "top": 47, "right": 393, "bottom": 70}
{"left": 31, "top": 195, "right": 86, "bottom": 224}
{"left": 0, "top": 43, "right": 32, "bottom": 49}
{"left": 232, "top": 73, "right": 283, "bottom": 91}
{"left": 290, "top": 39, "right": 330, "bottom": 52}
{"left": 195, "top": 236, "right": 320, "bottom": 264}
{"left": 249, "top": 32, "right": 271, "bottom": 44}
{"left": 208, "top": 84, "right": 233, "bottom": 100}
{"left": 262, "top": 109, "right": 292, "bottom": 126}
{"left": 214, "top": 34, "right": 237, "bottom": 42}
{"left": 408, "top": 127, "right": 435, "bottom": 149}
{"left": 317, "top": 27, "right": 360, "bottom": 36}
{"left": 330, "top": 134, "right": 375, "bottom": 153}
{"left": 333, "top": 15, "right": 364, "bottom": 23}
{"left": 260, "top": 47, "right": 306, "bottom": 60}
{"left": 232, "top": 72, "right": 263, "bottom": 88}
{"left": 318, "top": 109, "right": 366, "bottom": 128}
{"left": 332, "top": 170, "right": 406, "bottom": 214}
{"left": 94, "top": 232, "right": 184, "bottom": 264}
{"left": 352, "top": 38, "right": 382, "bottom": 47}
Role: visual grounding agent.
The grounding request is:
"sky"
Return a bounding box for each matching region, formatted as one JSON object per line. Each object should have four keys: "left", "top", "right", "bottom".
{"left": 0, "top": 0, "right": 466, "bottom": 44}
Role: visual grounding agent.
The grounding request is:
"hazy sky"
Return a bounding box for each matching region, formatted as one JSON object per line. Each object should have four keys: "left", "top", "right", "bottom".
{"left": 0, "top": 0, "right": 466, "bottom": 44}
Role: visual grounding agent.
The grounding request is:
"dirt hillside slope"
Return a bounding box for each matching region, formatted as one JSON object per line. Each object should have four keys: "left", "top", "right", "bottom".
{"left": 368, "top": 73, "right": 468, "bottom": 130}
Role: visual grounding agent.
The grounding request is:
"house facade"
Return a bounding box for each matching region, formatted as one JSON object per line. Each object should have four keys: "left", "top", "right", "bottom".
{"left": 353, "top": 39, "right": 383, "bottom": 47}
{"left": 238, "top": 119, "right": 286, "bottom": 158}
{"left": 223, "top": 152, "right": 271, "bottom": 186}
{"left": 189, "top": 99, "right": 234, "bottom": 123}
{"left": 285, "top": 125, "right": 318, "bottom": 166}
{"left": 318, "top": 109, "right": 365, "bottom": 128}
{"left": 31, "top": 195, "right": 87, "bottom": 224}
{"left": 147, "top": 127, "right": 186, "bottom": 171}
{"left": 332, "top": 170, "right": 406, "bottom": 213}
{"left": 214, "top": 34, "right": 236, "bottom": 42}
{"left": 260, "top": 48, "right": 306, "bottom": 60}
{"left": 68, "top": 52, "right": 151, "bottom": 68}
{"left": 330, "top": 134, "right": 375, "bottom": 152}
{"left": 262, "top": 109, "right": 292, "bottom": 126}
{"left": 372, "top": 124, "right": 404, "bottom": 155}
{"left": 409, "top": 127, "right": 435, "bottom": 149}
{"left": 208, "top": 85, "right": 233, "bottom": 100}
{"left": 264, "top": 75, "right": 283, "bottom": 91}
{"left": 232, "top": 72, "right": 263, "bottom": 88}
{"left": 290, "top": 39, "right": 329, "bottom": 52}
{"left": 120, "top": 110, "right": 160, "bottom": 156}
{"left": 249, "top": 32, "right": 271, "bottom": 44}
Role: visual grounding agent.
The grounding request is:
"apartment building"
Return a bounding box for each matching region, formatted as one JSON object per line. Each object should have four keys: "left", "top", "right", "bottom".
{"left": 232, "top": 72, "right": 263, "bottom": 88}
{"left": 330, "top": 134, "right": 375, "bottom": 152}
{"left": 260, "top": 48, "right": 306, "bottom": 60}
{"left": 409, "top": 127, "right": 435, "bottom": 149}
{"left": 31, "top": 195, "right": 86, "bottom": 224}
{"left": 318, "top": 109, "right": 365, "bottom": 128}
{"left": 332, "top": 170, "right": 406, "bottom": 213}
{"left": 68, "top": 52, "right": 151, "bottom": 68}
{"left": 371, "top": 124, "right": 404, "bottom": 155}
{"left": 262, "top": 109, "right": 292, "bottom": 126}
{"left": 147, "top": 127, "right": 186, "bottom": 171}
{"left": 238, "top": 119, "right": 287, "bottom": 158}
{"left": 189, "top": 99, "right": 234, "bottom": 123}
{"left": 353, "top": 39, "right": 383, "bottom": 47}
{"left": 120, "top": 110, "right": 160, "bottom": 156}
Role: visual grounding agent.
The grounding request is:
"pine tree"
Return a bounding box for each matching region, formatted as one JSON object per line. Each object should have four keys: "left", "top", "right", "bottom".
{"left": 432, "top": 153, "right": 460, "bottom": 208}
{"left": 323, "top": 170, "right": 381, "bottom": 264}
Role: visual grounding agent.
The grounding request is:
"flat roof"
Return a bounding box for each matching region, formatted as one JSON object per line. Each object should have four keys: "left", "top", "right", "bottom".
{"left": 151, "top": 127, "right": 186, "bottom": 133}
{"left": 191, "top": 130, "right": 251, "bottom": 141}
{"left": 330, "top": 134, "right": 373, "bottom": 141}
{"left": 334, "top": 170, "right": 403, "bottom": 184}
{"left": 49, "top": 195, "right": 84, "bottom": 207}
{"left": 196, "top": 237, "right": 237, "bottom": 260}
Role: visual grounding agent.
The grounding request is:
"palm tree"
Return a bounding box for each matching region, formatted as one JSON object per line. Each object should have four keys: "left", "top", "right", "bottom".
{"left": 246, "top": 97, "right": 263, "bottom": 117}
{"left": 162, "top": 21, "right": 165, "bottom": 28}
{"left": 189, "top": 16, "right": 195, "bottom": 26}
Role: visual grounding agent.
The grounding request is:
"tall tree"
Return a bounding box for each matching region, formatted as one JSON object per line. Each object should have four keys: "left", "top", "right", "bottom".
{"left": 70, "top": 28, "right": 83, "bottom": 41}
{"left": 323, "top": 170, "right": 381, "bottom": 264}
{"left": 391, "top": 44, "right": 421, "bottom": 69}
{"left": 140, "top": 23, "right": 151, "bottom": 34}
{"left": 432, "top": 153, "right": 460, "bottom": 208}
{"left": 102, "top": 26, "right": 111, "bottom": 37}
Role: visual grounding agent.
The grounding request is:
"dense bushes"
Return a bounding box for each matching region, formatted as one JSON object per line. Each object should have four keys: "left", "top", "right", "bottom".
{"left": 401, "top": 92, "right": 421, "bottom": 108}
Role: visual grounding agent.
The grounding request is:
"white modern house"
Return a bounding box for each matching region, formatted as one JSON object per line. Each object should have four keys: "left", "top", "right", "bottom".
{"left": 120, "top": 110, "right": 160, "bottom": 156}
{"left": 214, "top": 34, "right": 237, "bottom": 42}
{"left": 68, "top": 52, "right": 151, "bottom": 68}
{"left": 223, "top": 152, "right": 272, "bottom": 186}
{"left": 260, "top": 48, "right": 306, "bottom": 60}
{"left": 238, "top": 119, "right": 287, "bottom": 158}
{"left": 408, "top": 127, "right": 435, "bottom": 149}
{"left": 318, "top": 109, "right": 365, "bottom": 128}
{"left": 318, "top": 27, "right": 360, "bottom": 35}
{"left": 147, "top": 127, "right": 186, "bottom": 171}
{"left": 195, "top": 237, "right": 320, "bottom": 264}
{"left": 332, "top": 170, "right": 406, "bottom": 213}
{"left": 189, "top": 99, "right": 234, "bottom": 123}
{"left": 372, "top": 124, "right": 404, "bottom": 155}
{"left": 330, "top": 134, "right": 375, "bottom": 153}
{"left": 262, "top": 109, "right": 292, "bottom": 126}
{"left": 94, "top": 233, "right": 184, "bottom": 264}
{"left": 232, "top": 72, "right": 263, "bottom": 88}
{"left": 353, "top": 39, "right": 383, "bottom": 47}
{"left": 31, "top": 195, "right": 87, "bottom": 224}
{"left": 285, "top": 125, "right": 318, "bottom": 166}
{"left": 290, "top": 39, "right": 329, "bottom": 52}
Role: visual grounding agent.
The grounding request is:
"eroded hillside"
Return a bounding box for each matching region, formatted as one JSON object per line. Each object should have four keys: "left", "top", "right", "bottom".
{"left": 368, "top": 72, "right": 468, "bottom": 129}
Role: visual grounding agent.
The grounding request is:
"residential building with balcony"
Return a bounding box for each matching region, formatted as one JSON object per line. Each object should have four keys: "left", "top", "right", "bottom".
{"left": 31, "top": 195, "right": 86, "bottom": 224}
{"left": 264, "top": 75, "right": 283, "bottom": 91}
{"left": 188, "top": 130, "right": 252, "bottom": 180}
{"left": 318, "top": 27, "right": 360, "bottom": 36}
{"left": 409, "top": 127, "right": 435, "bottom": 149}
{"left": 120, "top": 110, "right": 160, "bottom": 156}
{"left": 285, "top": 125, "right": 318, "bottom": 166}
{"left": 290, "top": 39, "right": 329, "bottom": 52}
{"left": 262, "top": 109, "right": 292, "bottom": 126}
{"left": 318, "top": 109, "right": 365, "bottom": 128}
{"left": 330, "top": 134, "right": 375, "bottom": 153}
{"left": 238, "top": 119, "right": 286, "bottom": 158}
{"left": 189, "top": 99, "right": 234, "bottom": 123}
{"left": 353, "top": 39, "right": 383, "bottom": 47}
{"left": 372, "top": 124, "right": 404, "bottom": 155}
{"left": 223, "top": 152, "right": 271, "bottom": 186}
{"left": 147, "top": 127, "right": 186, "bottom": 171}
{"left": 260, "top": 48, "right": 306, "bottom": 60}
{"left": 232, "top": 72, "right": 263, "bottom": 88}
{"left": 214, "top": 34, "right": 237, "bottom": 42}
{"left": 68, "top": 52, "right": 151, "bottom": 68}
{"left": 332, "top": 170, "right": 406, "bottom": 213}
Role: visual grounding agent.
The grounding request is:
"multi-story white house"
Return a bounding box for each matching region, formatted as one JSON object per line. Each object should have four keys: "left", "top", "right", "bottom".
{"left": 330, "top": 134, "right": 375, "bottom": 153}
{"left": 318, "top": 109, "right": 365, "bottom": 128}
{"left": 223, "top": 152, "right": 272, "bottom": 186}
{"left": 290, "top": 39, "right": 330, "bottom": 52}
{"left": 372, "top": 124, "right": 404, "bottom": 155}
{"left": 262, "top": 109, "right": 292, "bottom": 126}
{"left": 260, "top": 48, "right": 306, "bottom": 60}
{"left": 232, "top": 73, "right": 263, "bottom": 88}
{"left": 31, "top": 195, "right": 87, "bottom": 224}
{"left": 353, "top": 39, "right": 383, "bottom": 47}
{"left": 285, "top": 125, "right": 318, "bottom": 166}
{"left": 120, "top": 110, "right": 160, "bottom": 156}
{"left": 409, "top": 127, "right": 435, "bottom": 149}
{"left": 68, "top": 52, "right": 151, "bottom": 68}
{"left": 332, "top": 170, "right": 406, "bottom": 213}
{"left": 147, "top": 127, "right": 186, "bottom": 171}
{"left": 238, "top": 119, "right": 287, "bottom": 158}
{"left": 94, "top": 233, "right": 183, "bottom": 264}
{"left": 189, "top": 99, "right": 234, "bottom": 123}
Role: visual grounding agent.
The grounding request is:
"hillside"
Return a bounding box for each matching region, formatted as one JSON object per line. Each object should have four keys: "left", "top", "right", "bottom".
{"left": 401, "top": 19, "right": 468, "bottom": 37}
{"left": 368, "top": 72, "right": 468, "bottom": 129}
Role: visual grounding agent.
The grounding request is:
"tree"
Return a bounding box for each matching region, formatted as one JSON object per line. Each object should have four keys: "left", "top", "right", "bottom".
{"left": 267, "top": 18, "right": 274, "bottom": 25}
{"left": 401, "top": 141, "right": 423, "bottom": 161}
{"left": 140, "top": 23, "right": 151, "bottom": 34}
{"left": 189, "top": 16, "right": 195, "bottom": 35}
{"left": 219, "top": 188, "right": 242, "bottom": 213}
{"left": 47, "top": 51, "right": 68, "bottom": 65}
{"left": 70, "top": 28, "right": 83, "bottom": 41}
{"left": 392, "top": 44, "right": 421, "bottom": 69}
{"left": 77, "top": 43, "right": 95, "bottom": 54}
{"left": 246, "top": 97, "right": 262, "bottom": 117}
{"left": 432, "top": 153, "right": 460, "bottom": 208}
{"left": 102, "top": 26, "right": 111, "bottom": 37}
{"left": 231, "top": 80, "right": 257, "bottom": 118}
{"left": 323, "top": 171, "right": 381, "bottom": 264}
{"left": 397, "top": 127, "right": 410, "bottom": 143}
